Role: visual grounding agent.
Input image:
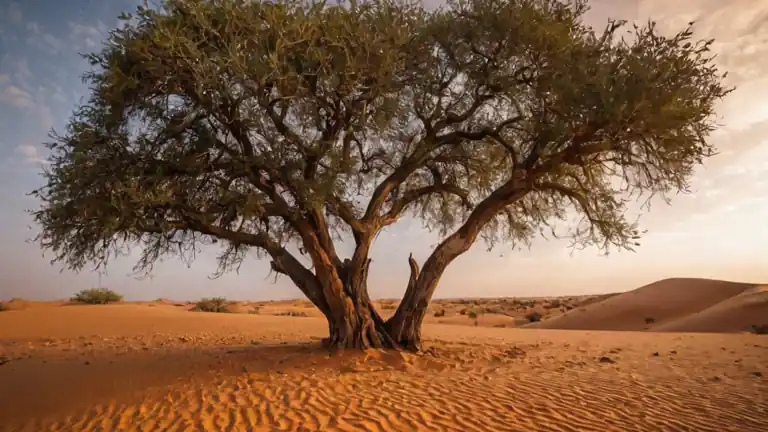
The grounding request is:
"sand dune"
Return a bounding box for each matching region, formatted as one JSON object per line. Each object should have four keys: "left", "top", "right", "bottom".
{"left": 654, "top": 285, "right": 768, "bottom": 333}
{"left": 0, "top": 302, "right": 766, "bottom": 431}
{"left": 529, "top": 278, "right": 765, "bottom": 332}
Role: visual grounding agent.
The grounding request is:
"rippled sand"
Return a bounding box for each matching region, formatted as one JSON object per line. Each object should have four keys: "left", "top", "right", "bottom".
{"left": 0, "top": 304, "right": 766, "bottom": 431}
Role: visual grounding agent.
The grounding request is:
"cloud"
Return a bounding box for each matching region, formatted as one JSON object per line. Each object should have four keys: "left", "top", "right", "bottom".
{"left": 69, "top": 21, "right": 109, "bottom": 53}
{"left": 15, "top": 144, "right": 48, "bottom": 165}
{"left": 1, "top": 85, "right": 35, "bottom": 109}
{"left": 0, "top": 83, "right": 55, "bottom": 131}
{"left": 13, "top": 59, "right": 32, "bottom": 83}
{"left": 26, "top": 22, "right": 64, "bottom": 55}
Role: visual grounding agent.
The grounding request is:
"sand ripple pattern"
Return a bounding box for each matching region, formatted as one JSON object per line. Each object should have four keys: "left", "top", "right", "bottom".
{"left": 5, "top": 342, "right": 766, "bottom": 432}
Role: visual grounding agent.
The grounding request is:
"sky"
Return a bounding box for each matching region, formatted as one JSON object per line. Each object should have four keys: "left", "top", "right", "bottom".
{"left": 0, "top": 0, "right": 766, "bottom": 302}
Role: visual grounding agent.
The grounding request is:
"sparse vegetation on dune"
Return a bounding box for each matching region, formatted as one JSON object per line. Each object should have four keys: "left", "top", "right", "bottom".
{"left": 276, "top": 311, "right": 309, "bottom": 317}
{"left": 193, "top": 297, "right": 231, "bottom": 313}
{"left": 70, "top": 288, "right": 123, "bottom": 305}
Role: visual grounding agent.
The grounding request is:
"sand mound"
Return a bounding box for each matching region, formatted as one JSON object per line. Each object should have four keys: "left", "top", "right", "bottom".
{"left": 529, "top": 278, "right": 761, "bottom": 332}
{"left": 653, "top": 285, "right": 768, "bottom": 333}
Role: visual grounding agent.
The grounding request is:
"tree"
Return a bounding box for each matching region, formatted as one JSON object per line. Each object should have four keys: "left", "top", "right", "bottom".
{"left": 31, "top": 0, "right": 730, "bottom": 350}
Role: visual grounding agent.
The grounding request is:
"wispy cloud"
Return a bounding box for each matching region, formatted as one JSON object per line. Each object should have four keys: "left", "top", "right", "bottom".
{"left": 69, "top": 21, "right": 109, "bottom": 53}
{"left": 1, "top": 85, "right": 35, "bottom": 109}
{"left": 14, "top": 143, "right": 48, "bottom": 165}
{"left": 26, "top": 21, "right": 65, "bottom": 55}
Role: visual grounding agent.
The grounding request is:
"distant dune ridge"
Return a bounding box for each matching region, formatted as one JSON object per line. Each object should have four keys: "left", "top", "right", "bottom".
{"left": 528, "top": 278, "right": 768, "bottom": 333}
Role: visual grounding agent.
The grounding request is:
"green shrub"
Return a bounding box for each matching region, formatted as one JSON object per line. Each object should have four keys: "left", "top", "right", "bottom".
{"left": 751, "top": 324, "right": 768, "bottom": 335}
{"left": 193, "top": 297, "right": 231, "bottom": 313}
{"left": 70, "top": 288, "right": 123, "bottom": 304}
{"left": 467, "top": 311, "right": 478, "bottom": 319}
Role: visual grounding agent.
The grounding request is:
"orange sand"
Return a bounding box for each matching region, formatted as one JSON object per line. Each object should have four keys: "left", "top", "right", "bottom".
{"left": 0, "top": 300, "right": 765, "bottom": 431}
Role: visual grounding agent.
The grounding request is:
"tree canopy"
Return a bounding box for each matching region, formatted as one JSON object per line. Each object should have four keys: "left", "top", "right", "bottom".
{"left": 32, "top": 0, "right": 731, "bottom": 350}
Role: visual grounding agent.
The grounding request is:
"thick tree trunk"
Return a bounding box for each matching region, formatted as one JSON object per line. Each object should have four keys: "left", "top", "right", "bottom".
{"left": 320, "top": 258, "right": 398, "bottom": 350}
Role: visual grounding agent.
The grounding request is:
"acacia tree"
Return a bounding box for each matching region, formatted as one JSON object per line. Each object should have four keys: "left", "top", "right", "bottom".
{"left": 32, "top": 0, "right": 730, "bottom": 350}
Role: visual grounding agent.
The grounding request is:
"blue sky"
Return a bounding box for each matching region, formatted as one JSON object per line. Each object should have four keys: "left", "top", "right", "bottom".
{"left": 1, "top": 0, "right": 767, "bottom": 302}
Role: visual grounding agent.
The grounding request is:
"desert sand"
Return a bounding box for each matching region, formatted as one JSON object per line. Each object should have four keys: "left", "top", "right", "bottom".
{"left": 1, "top": 279, "right": 766, "bottom": 431}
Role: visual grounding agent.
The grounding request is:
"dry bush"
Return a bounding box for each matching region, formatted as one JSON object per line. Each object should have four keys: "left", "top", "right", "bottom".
{"left": 751, "top": 324, "right": 768, "bottom": 335}
{"left": 276, "top": 311, "right": 309, "bottom": 317}
{"left": 70, "top": 288, "right": 123, "bottom": 304}
{"left": 433, "top": 308, "right": 446, "bottom": 317}
{"left": 645, "top": 317, "right": 656, "bottom": 324}
{"left": 193, "top": 297, "right": 231, "bottom": 313}
{"left": 0, "top": 303, "right": 6, "bottom": 312}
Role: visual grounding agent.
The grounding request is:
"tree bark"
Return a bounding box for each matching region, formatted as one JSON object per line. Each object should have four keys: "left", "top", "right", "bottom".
{"left": 321, "top": 258, "right": 398, "bottom": 350}
{"left": 386, "top": 177, "right": 531, "bottom": 350}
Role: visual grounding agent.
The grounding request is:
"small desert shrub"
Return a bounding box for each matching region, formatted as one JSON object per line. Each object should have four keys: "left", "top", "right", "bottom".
{"left": 467, "top": 311, "right": 478, "bottom": 319}
{"left": 277, "top": 311, "right": 309, "bottom": 317}
{"left": 434, "top": 308, "right": 446, "bottom": 317}
{"left": 0, "top": 303, "right": 6, "bottom": 312}
{"left": 751, "top": 324, "right": 768, "bottom": 335}
{"left": 645, "top": 317, "right": 656, "bottom": 324}
{"left": 459, "top": 308, "right": 468, "bottom": 315}
{"left": 526, "top": 311, "right": 543, "bottom": 323}
{"left": 70, "top": 288, "right": 123, "bottom": 304}
{"left": 381, "top": 303, "right": 396, "bottom": 310}
{"left": 193, "top": 297, "right": 231, "bottom": 313}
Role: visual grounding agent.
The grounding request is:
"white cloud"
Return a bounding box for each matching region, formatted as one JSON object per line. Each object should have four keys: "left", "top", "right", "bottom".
{"left": 69, "top": 21, "right": 109, "bottom": 53}
{"left": 26, "top": 21, "right": 64, "bottom": 55}
{"left": 0, "top": 85, "right": 35, "bottom": 109}
{"left": 0, "top": 83, "right": 55, "bottom": 131}
{"left": 15, "top": 144, "right": 48, "bottom": 165}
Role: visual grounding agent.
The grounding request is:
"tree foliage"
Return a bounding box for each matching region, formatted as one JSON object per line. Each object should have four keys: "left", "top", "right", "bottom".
{"left": 31, "top": 0, "right": 731, "bottom": 349}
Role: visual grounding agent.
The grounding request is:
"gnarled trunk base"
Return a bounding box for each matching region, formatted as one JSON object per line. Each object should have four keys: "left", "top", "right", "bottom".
{"left": 322, "top": 309, "right": 399, "bottom": 350}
